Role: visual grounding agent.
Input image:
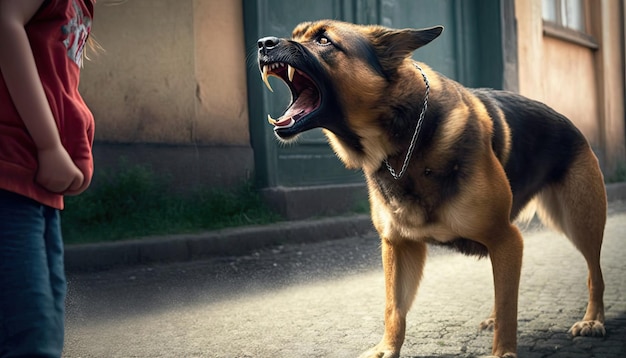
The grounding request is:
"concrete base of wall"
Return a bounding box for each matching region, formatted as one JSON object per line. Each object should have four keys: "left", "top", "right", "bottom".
{"left": 92, "top": 142, "right": 255, "bottom": 191}
{"left": 261, "top": 183, "right": 369, "bottom": 220}
{"left": 91, "top": 143, "right": 367, "bottom": 220}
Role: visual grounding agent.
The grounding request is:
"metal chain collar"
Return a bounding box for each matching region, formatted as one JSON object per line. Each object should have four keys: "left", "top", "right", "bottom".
{"left": 384, "top": 63, "right": 430, "bottom": 180}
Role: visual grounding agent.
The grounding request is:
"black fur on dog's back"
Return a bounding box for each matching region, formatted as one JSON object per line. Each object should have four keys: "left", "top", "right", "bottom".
{"left": 474, "top": 90, "right": 589, "bottom": 218}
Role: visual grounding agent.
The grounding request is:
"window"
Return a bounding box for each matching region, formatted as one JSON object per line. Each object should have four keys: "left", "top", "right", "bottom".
{"left": 542, "top": 0, "right": 598, "bottom": 49}
{"left": 542, "top": 0, "right": 585, "bottom": 31}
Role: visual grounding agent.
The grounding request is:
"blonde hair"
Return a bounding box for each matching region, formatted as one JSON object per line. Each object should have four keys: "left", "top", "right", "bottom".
{"left": 84, "top": 34, "right": 104, "bottom": 61}
{"left": 84, "top": 0, "right": 129, "bottom": 61}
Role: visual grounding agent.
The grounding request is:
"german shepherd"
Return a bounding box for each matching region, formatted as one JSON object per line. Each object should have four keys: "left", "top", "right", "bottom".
{"left": 257, "top": 20, "right": 607, "bottom": 358}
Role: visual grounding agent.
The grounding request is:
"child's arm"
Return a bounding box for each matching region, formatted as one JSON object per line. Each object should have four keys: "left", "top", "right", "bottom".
{"left": 0, "top": 0, "right": 86, "bottom": 194}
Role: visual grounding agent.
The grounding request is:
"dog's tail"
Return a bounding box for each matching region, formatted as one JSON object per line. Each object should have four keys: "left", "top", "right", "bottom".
{"left": 514, "top": 198, "right": 539, "bottom": 231}
{"left": 514, "top": 192, "right": 570, "bottom": 232}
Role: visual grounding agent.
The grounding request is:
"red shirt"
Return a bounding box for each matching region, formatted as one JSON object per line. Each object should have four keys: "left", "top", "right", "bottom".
{"left": 0, "top": 0, "right": 95, "bottom": 210}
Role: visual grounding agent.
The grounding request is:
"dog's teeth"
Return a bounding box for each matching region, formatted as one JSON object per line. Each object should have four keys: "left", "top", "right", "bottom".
{"left": 267, "top": 114, "right": 277, "bottom": 125}
{"left": 261, "top": 65, "right": 273, "bottom": 92}
{"left": 287, "top": 65, "right": 295, "bottom": 82}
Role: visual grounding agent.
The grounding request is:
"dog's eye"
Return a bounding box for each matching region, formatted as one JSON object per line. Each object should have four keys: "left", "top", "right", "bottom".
{"left": 316, "top": 36, "right": 332, "bottom": 46}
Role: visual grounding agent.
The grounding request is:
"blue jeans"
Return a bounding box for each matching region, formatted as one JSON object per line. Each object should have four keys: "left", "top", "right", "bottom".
{"left": 0, "top": 190, "right": 66, "bottom": 358}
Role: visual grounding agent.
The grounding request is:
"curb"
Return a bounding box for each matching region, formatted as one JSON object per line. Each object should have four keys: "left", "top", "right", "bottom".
{"left": 65, "top": 214, "right": 374, "bottom": 272}
{"left": 65, "top": 182, "right": 626, "bottom": 272}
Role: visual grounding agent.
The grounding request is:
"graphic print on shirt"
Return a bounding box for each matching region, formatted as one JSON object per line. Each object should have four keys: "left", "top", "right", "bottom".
{"left": 61, "top": 0, "right": 92, "bottom": 67}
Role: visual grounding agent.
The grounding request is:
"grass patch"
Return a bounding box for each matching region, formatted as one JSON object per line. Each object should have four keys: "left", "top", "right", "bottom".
{"left": 61, "top": 163, "right": 281, "bottom": 245}
{"left": 352, "top": 198, "right": 370, "bottom": 214}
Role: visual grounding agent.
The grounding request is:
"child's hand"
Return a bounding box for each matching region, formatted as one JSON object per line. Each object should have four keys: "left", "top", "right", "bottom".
{"left": 64, "top": 160, "right": 92, "bottom": 196}
{"left": 36, "top": 145, "right": 85, "bottom": 194}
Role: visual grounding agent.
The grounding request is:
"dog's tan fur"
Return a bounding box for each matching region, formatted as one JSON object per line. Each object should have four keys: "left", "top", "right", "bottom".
{"left": 258, "top": 20, "right": 607, "bottom": 358}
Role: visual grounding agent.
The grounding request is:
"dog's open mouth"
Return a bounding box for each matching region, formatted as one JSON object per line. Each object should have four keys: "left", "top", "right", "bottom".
{"left": 260, "top": 62, "right": 321, "bottom": 132}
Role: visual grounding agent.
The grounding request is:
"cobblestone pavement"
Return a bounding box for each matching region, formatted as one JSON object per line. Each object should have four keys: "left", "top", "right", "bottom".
{"left": 64, "top": 203, "right": 626, "bottom": 357}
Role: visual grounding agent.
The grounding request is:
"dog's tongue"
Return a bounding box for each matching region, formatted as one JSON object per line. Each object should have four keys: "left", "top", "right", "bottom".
{"left": 268, "top": 87, "right": 318, "bottom": 129}
{"left": 272, "top": 116, "right": 297, "bottom": 128}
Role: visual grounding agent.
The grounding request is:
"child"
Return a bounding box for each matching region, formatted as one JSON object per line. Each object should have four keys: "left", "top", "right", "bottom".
{"left": 0, "top": 0, "right": 95, "bottom": 356}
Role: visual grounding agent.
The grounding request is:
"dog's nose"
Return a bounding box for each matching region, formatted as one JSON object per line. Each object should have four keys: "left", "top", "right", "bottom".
{"left": 258, "top": 36, "right": 280, "bottom": 50}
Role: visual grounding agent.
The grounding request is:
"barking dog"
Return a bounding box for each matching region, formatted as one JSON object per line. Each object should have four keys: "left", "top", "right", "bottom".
{"left": 257, "top": 20, "right": 607, "bottom": 358}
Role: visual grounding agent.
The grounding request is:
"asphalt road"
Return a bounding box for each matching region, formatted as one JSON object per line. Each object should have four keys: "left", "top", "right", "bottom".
{"left": 63, "top": 203, "right": 626, "bottom": 357}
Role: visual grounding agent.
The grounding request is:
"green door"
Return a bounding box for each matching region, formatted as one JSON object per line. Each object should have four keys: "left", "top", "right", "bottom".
{"left": 243, "top": 0, "right": 508, "bottom": 188}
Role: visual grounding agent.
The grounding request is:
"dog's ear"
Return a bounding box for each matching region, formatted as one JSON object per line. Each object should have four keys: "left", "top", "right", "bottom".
{"left": 370, "top": 25, "right": 443, "bottom": 73}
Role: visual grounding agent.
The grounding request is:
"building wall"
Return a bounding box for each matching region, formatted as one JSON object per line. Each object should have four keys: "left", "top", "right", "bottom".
{"left": 193, "top": 0, "right": 250, "bottom": 146}
{"left": 79, "top": 0, "right": 625, "bottom": 193}
{"left": 79, "top": 0, "right": 253, "bottom": 189}
{"left": 515, "top": 0, "right": 625, "bottom": 174}
{"left": 589, "top": 0, "right": 626, "bottom": 175}
{"left": 541, "top": 36, "right": 600, "bottom": 146}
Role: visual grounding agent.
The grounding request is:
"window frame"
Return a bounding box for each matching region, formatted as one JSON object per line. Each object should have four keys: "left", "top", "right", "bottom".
{"left": 542, "top": 0, "right": 598, "bottom": 49}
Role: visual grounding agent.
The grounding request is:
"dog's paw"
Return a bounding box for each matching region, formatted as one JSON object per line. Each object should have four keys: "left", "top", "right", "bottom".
{"left": 479, "top": 354, "right": 517, "bottom": 358}
{"left": 358, "top": 345, "right": 399, "bottom": 358}
{"left": 569, "top": 320, "right": 606, "bottom": 337}
{"left": 479, "top": 317, "right": 495, "bottom": 331}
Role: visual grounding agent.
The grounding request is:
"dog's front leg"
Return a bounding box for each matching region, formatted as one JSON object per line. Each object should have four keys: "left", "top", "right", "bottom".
{"left": 485, "top": 224, "right": 524, "bottom": 358}
{"left": 360, "top": 239, "right": 426, "bottom": 358}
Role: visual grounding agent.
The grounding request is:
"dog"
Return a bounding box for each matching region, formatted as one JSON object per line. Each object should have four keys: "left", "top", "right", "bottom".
{"left": 257, "top": 20, "right": 607, "bottom": 358}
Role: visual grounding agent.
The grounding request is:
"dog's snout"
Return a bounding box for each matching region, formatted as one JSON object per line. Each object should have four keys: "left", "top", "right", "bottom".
{"left": 258, "top": 36, "right": 280, "bottom": 50}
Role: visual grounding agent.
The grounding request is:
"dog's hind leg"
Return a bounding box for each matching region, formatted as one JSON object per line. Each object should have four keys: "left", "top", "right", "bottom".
{"left": 536, "top": 147, "right": 607, "bottom": 337}
{"left": 359, "top": 239, "right": 426, "bottom": 358}
{"left": 479, "top": 306, "right": 496, "bottom": 331}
